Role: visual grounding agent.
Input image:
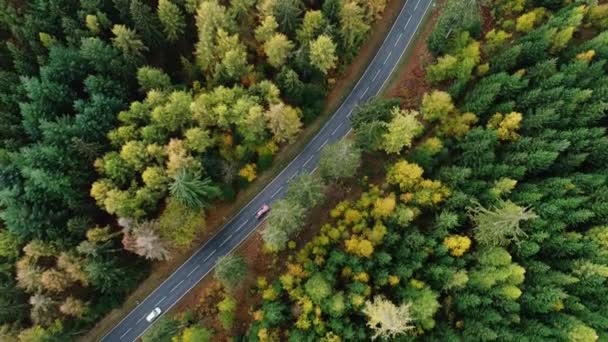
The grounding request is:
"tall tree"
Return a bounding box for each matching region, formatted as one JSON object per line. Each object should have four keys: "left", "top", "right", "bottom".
{"left": 169, "top": 169, "right": 221, "bottom": 210}
{"left": 214, "top": 254, "right": 247, "bottom": 290}
{"left": 309, "top": 34, "right": 338, "bottom": 74}
{"left": 318, "top": 140, "right": 362, "bottom": 182}
{"left": 157, "top": 0, "right": 186, "bottom": 42}
{"left": 264, "top": 33, "right": 294, "bottom": 68}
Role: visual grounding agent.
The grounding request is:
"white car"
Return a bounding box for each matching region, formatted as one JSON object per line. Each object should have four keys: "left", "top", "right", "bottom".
{"left": 146, "top": 307, "right": 162, "bottom": 322}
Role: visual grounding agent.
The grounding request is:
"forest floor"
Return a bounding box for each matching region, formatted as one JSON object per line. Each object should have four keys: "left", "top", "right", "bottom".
{"left": 83, "top": 0, "right": 438, "bottom": 340}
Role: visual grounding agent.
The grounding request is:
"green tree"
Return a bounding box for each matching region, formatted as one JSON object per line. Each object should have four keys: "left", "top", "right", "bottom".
{"left": 255, "top": 16, "right": 279, "bottom": 43}
{"left": 297, "top": 10, "right": 325, "bottom": 43}
{"left": 214, "top": 254, "right": 247, "bottom": 290}
{"left": 339, "top": 1, "right": 370, "bottom": 52}
{"left": 285, "top": 173, "right": 325, "bottom": 209}
{"left": 273, "top": 0, "right": 302, "bottom": 34}
{"left": 159, "top": 199, "right": 205, "bottom": 247}
{"left": 157, "top": 0, "right": 186, "bottom": 42}
{"left": 169, "top": 169, "right": 221, "bottom": 210}
{"left": 111, "top": 24, "right": 148, "bottom": 58}
{"left": 421, "top": 90, "right": 456, "bottom": 122}
{"left": 264, "top": 33, "right": 294, "bottom": 68}
{"left": 137, "top": 66, "right": 171, "bottom": 92}
{"left": 318, "top": 140, "right": 362, "bottom": 182}
{"left": 130, "top": 0, "right": 165, "bottom": 46}
{"left": 264, "top": 102, "right": 303, "bottom": 143}
{"left": 261, "top": 199, "right": 307, "bottom": 251}
{"left": 381, "top": 108, "right": 424, "bottom": 154}
{"left": 142, "top": 317, "right": 179, "bottom": 342}
{"left": 309, "top": 34, "right": 338, "bottom": 74}
{"left": 177, "top": 325, "right": 213, "bottom": 342}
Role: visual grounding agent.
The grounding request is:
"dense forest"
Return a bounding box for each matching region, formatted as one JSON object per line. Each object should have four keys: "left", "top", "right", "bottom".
{"left": 131, "top": 0, "right": 608, "bottom": 340}
{"left": 0, "top": 0, "right": 390, "bottom": 340}
{"left": 233, "top": 0, "right": 607, "bottom": 341}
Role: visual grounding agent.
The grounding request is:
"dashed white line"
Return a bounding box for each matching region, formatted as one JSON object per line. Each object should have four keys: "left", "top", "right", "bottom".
{"left": 404, "top": 15, "right": 412, "bottom": 30}
{"left": 346, "top": 127, "right": 353, "bottom": 136}
{"left": 271, "top": 186, "right": 283, "bottom": 199}
{"left": 360, "top": 87, "right": 370, "bottom": 100}
{"left": 332, "top": 122, "right": 343, "bottom": 135}
{"left": 317, "top": 140, "right": 329, "bottom": 151}
{"left": 119, "top": 327, "right": 132, "bottom": 340}
{"left": 383, "top": 51, "right": 392, "bottom": 65}
{"left": 220, "top": 234, "right": 233, "bottom": 247}
{"left": 289, "top": 173, "right": 297, "bottom": 181}
{"left": 394, "top": 33, "right": 403, "bottom": 46}
{"left": 136, "top": 315, "right": 145, "bottom": 324}
{"left": 346, "top": 109, "right": 354, "bottom": 118}
{"left": 372, "top": 69, "right": 382, "bottom": 82}
{"left": 303, "top": 155, "right": 314, "bottom": 167}
{"left": 415, "top": 0, "right": 421, "bottom": 10}
{"left": 203, "top": 249, "right": 216, "bottom": 262}
{"left": 187, "top": 264, "right": 201, "bottom": 277}
{"left": 235, "top": 220, "right": 248, "bottom": 232}
{"left": 170, "top": 281, "right": 184, "bottom": 293}
{"left": 155, "top": 295, "right": 167, "bottom": 306}
{"left": 310, "top": 166, "right": 318, "bottom": 174}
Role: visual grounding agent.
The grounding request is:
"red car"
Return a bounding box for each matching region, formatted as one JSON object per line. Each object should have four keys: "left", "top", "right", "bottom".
{"left": 256, "top": 204, "right": 270, "bottom": 219}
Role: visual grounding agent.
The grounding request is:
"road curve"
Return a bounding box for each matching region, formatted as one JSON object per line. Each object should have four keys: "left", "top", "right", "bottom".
{"left": 101, "top": 0, "right": 433, "bottom": 340}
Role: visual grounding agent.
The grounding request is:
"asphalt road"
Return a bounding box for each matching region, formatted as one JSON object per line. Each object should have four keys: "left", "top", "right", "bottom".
{"left": 102, "top": 0, "right": 433, "bottom": 340}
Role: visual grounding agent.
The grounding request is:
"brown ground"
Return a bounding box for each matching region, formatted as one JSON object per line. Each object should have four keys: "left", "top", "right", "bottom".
{"left": 385, "top": 0, "right": 446, "bottom": 108}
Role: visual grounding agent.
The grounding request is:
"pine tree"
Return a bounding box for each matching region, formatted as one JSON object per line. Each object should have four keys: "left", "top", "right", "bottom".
{"left": 157, "top": 0, "right": 186, "bottom": 42}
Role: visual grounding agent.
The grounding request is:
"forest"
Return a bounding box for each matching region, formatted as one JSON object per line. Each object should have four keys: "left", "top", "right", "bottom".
{"left": 0, "top": 0, "right": 390, "bottom": 340}
{"left": 138, "top": 0, "right": 608, "bottom": 340}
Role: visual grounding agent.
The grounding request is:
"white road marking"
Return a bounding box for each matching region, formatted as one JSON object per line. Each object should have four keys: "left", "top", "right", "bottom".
{"left": 331, "top": 122, "right": 343, "bottom": 135}
{"left": 346, "top": 109, "right": 354, "bottom": 118}
{"left": 155, "top": 295, "right": 167, "bottom": 306}
{"left": 303, "top": 155, "right": 314, "bottom": 167}
{"left": 136, "top": 315, "right": 145, "bottom": 324}
{"left": 310, "top": 166, "right": 318, "bottom": 174}
{"left": 377, "top": 0, "right": 432, "bottom": 97}
{"left": 271, "top": 186, "right": 283, "bottom": 199}
{"left": 415, "top": 0, "right": 421, "bottom": 10}
{"left": 317, "top": 140, "right": 329, "bottom": 151}
{"left": 383, "top": 51, "right": 392, "bottom": 65}
{"left": 346, "top": 127, "right": 353, "bottom": 136}
{"left": 289, "top": 173, "right": 297, "bottom": 181}
{"left": 360, "top": 86, "right": 370, "bottom": 100}
{"left": 372, "top": 69, "right": 382, "bottom": 82}
{"left": 404, "top": 15, "right": 412, "bottom": 30}
{"left": 235, "top": 220, "right": 248, "bottom": 232}
{"left": 220, "top": 233, "right": 233, "bottom": 247}
{"left": 119, "top": 328, "right": 132, "bottom": 340}
{"left": 395, "top": 33, "right": 403, "bottom": 46}
{"left": 187, "top": 265, "right": 201, "bottom": 277}
{"left": 170, "top": 280, "right": 184, "bottom": 293}
{"left": 203, "top": 250, "right": 216, "bottom": 262}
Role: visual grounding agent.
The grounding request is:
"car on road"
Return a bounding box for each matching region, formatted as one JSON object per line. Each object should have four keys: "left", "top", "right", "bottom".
{"left": 256, "top": 204, "right": 270, "bottom": 219}
{"left": 146, "top": 307, "right": 162, "bottom": 322}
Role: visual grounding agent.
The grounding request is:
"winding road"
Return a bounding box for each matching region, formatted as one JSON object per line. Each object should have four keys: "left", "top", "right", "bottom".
{"left": 101, "top": 0, "right": 433, "bottom": 340}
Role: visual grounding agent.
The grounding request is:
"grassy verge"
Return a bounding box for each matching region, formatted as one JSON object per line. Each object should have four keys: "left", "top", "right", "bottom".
{"left": 80, "top": 1, "right": 407, "bottom": 341}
